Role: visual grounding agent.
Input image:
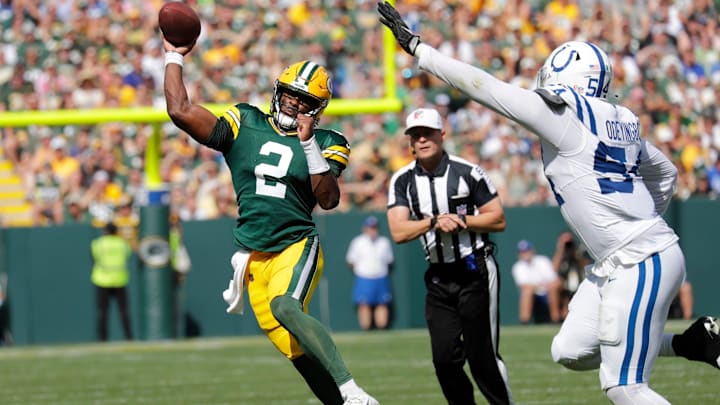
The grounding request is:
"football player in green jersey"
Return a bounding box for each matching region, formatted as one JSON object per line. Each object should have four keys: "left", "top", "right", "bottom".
{"left": 162, "top": 36, "right": 379, "bottom": 405}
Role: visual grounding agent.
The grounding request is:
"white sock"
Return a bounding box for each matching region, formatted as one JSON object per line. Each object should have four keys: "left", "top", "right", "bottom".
{"left": 339, "top": 379, "right": 363, "bottom": 397}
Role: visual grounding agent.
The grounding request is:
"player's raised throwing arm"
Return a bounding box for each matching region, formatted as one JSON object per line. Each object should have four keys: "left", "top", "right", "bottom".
{"left": 162, "top": 37, "right": 218, "bottom": 144}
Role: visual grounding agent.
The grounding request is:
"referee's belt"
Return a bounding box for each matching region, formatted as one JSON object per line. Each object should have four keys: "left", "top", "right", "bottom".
{"left": 429, "top": 243, "right": 495, "bottom": 268}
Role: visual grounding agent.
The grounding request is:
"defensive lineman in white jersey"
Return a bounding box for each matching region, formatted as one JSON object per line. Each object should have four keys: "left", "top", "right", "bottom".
{"left": 378, "top": 3, "right": 720, "bottom": 404}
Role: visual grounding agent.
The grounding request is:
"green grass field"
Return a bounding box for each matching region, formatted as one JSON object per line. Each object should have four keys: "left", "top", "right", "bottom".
{"left": 0, "top": 321, "right": 716, "bottom": 404}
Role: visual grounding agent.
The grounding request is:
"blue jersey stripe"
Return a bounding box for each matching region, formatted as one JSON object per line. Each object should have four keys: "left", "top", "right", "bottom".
{"left": 582, "top": 97, "right": 597, "bottom": 135}
{"left": 547, "top": 178, "right": 564, "bottom": 205}
{"left": 569, "top": 89, "right": 584, "bottom": 122}
{"left": 620, "top": 262, "right": 647, "bottom": 385}
{"left": 585, "top": 42, "right": 607, "bottom": 98}
{"left": 570, "top": 88, "right": 599, "bottom": 136}
{"left": 636, "top": 253, "right": 661, "bottom": 383}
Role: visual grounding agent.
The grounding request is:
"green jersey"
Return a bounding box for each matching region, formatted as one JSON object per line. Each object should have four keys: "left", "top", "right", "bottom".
{"left": 209, "top": 103, "right": 350, "bottom": 252}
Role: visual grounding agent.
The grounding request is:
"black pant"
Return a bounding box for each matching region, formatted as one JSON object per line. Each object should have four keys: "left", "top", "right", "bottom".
{"left": 96, "top": 286, "right": 133, "bottom": 341}
{"left": 424, "top": 255, "right": 512, "bottom": 405}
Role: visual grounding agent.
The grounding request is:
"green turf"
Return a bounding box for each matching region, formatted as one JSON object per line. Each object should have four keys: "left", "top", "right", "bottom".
{"left": 0, "top": 321, "right": 716, "bottom": 404}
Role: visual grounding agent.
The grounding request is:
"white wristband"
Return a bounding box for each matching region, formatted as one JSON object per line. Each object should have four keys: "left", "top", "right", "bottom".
{"left": 300, "top": 136, "right": 330, "bottom": 174}
{"left": 164, "top": 51, "right": 184, "bottom": 67}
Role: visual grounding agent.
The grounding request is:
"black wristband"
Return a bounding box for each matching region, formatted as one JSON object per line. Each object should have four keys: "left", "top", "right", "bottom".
{"left": 459, "top": 214, "right": 466, "bottom": 224}
{"left": 429, "top": 215, "right": 437, "bottom": 230}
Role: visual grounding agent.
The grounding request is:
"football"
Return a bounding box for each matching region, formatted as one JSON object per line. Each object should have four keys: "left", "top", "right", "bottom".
{"left": 158, "top": 2, "right": 201, "bottom": 47}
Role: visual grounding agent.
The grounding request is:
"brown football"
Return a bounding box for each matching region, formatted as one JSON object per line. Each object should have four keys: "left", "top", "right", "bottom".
{"left": 158, "top": 2, "right": 201, "bottom": 47}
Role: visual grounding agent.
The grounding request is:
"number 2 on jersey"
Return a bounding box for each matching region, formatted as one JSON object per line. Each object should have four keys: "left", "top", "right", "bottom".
{"left": 255, "top": 141, "right": 292, "bottom": 198}
{"left": 594, "top": 142, "right": 639, "bottom": 194}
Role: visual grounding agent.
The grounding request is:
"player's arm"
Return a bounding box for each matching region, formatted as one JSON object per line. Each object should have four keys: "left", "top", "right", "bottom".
{"left": 297, "top": 114, "right": 340, "bottom": 210}
{"left": 162, "top": 38, "right": 218, "bottom": 145}
{"left": 639, "top": 140, "right": 678, "bottom": 215}
{"left": 414, "top": 45, "right": 576, "bottom": 148}
{"left": 308, "top": 170, "right": 339, "bottom": 210}
{"left": 378, "top": 2, "right": 571, "bottom": 149}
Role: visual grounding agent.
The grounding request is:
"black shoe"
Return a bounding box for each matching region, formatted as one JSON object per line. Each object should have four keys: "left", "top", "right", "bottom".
{"left": 672, "top": 316, "right": 720, "bottom": 369}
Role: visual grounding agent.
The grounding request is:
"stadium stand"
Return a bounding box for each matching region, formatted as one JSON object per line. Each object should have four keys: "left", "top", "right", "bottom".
{"left": 0, "top": 147, "right": 32, "bottom": 226}
{"left": 0, "top": 0, "right": 718, "bottom": 227}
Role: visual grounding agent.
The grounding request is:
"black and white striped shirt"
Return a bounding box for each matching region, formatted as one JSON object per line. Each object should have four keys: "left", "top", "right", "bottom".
{"left": 387, "top": 152, "right": 498, "bottom": 264}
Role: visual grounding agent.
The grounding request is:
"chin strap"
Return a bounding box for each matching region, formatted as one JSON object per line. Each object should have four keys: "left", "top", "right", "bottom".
{"left": 274, "top": 111, "right": 297, "bottom": 130}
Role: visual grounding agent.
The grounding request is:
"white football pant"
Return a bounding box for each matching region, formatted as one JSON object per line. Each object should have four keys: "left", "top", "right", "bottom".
{"left": 551, "top": 243, "right": 685, "bottom": 394}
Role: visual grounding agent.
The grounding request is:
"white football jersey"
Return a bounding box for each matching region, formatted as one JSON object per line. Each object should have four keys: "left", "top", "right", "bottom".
{"left": 416, "top": 44, "right": 679, "bottom": 274}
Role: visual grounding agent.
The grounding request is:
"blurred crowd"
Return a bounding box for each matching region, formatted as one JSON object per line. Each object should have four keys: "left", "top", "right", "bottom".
{"left": 0, "top": 0, "right": 719, "bottom": 228}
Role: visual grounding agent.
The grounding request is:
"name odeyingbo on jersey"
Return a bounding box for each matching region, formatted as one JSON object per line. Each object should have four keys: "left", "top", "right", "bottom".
{"left": 605, "top": 120, "right": 640, "bottom": 143}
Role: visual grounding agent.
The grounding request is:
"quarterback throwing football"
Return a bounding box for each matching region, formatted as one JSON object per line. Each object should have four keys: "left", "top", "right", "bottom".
{"left": 162, "top": 33, "right": 378, "bottom": 405}
{"left": 378, "top": 2, "right": 719, "bottom": 404}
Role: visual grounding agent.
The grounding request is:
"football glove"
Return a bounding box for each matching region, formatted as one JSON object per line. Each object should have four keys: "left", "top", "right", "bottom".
{"left": 377, "top": 1, "right": 421, "bottom": 56}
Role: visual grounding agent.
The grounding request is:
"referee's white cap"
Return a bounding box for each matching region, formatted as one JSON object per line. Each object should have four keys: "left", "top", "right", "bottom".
{"left": 405, "top": 108, "right": 443, "bottom": 134}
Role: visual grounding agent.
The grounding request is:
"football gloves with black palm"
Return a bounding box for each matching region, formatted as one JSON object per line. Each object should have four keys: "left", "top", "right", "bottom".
{"left": 377, "top": 1, "right": 420, "bottom": 56}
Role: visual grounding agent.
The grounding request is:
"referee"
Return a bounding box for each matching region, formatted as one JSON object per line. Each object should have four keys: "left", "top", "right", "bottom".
{"left": 387, "top": 108, "right": 514, "bottom": 405}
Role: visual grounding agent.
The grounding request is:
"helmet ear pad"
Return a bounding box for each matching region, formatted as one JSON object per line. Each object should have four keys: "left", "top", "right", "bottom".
{"left": 537, "top": 41, "right": 613, "bottom": 99}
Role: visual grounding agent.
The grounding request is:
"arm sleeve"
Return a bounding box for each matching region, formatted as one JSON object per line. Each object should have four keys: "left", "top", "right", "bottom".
{"left": 639, "top": 140, "right": 678, "bottom": 215}
{"left": 415, "top": 44, "right": 579, "bottom": 150}
{"left": 205, "top": 104, "right": 252, "bottom": 153}
{"left": 205, "top": 117, "right": 235, "bottom": 153}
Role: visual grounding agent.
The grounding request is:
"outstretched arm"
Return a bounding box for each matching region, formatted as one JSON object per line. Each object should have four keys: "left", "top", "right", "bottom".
{"left": 377, "top": 2, "right": 573, "bottom": 149}
{"left": 163, "top": 37, "right": 219, "bottom": 144}
{"left": 414, "top": 44, "right": 550, "bottom": 131}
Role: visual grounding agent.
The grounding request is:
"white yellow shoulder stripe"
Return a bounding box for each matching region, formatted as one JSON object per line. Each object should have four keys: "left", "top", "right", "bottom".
{"left": 323, "top": 144, "right": 350, "bottom": 166}
{"left": 222, "top": 106, "right": 242, "bottom": 139}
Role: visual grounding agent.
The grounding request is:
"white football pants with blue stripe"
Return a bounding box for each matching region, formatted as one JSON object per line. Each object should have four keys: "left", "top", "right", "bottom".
{"left": 551, "top": 243, "right": 685, "bottom": 397}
